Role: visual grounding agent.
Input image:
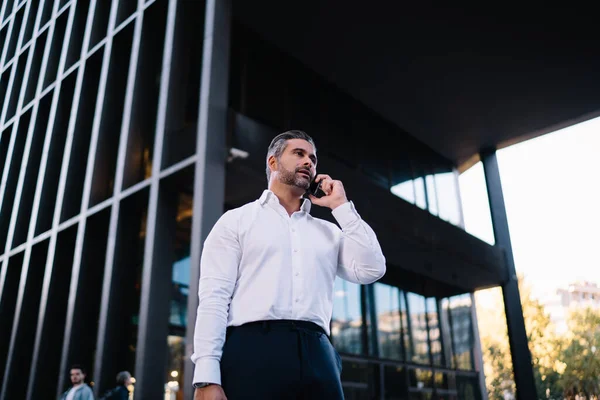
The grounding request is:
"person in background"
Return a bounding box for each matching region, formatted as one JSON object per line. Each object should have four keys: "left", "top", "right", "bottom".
{"left": 99, "top": 371, "right": 132, "bottom": 400}
{"left": 59, "top": 365, "right": 95, "bottom": 400}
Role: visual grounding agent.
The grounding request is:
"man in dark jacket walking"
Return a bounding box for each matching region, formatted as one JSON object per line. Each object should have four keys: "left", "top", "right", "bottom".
{"left": 100, "top": 371, "right": 131, "bottom": 400}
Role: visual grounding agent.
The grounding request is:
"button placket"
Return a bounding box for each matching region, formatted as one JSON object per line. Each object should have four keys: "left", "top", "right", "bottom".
{"left": 290, "top": 219, "right": 302, "bottom": 317}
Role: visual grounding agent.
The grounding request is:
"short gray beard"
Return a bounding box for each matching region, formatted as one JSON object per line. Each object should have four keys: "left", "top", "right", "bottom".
{"left": 278, "top": 164, "right": 310, "bottom": 190}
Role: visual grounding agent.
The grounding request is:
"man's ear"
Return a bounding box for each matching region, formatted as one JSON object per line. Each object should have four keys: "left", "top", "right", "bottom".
{"left": 268, "top": 155, "right": 277, "bottom": 174}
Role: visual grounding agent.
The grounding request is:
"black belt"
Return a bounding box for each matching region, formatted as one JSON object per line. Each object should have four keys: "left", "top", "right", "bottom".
{"left": 226, "top": 319, "right": 326, "bottom": 338}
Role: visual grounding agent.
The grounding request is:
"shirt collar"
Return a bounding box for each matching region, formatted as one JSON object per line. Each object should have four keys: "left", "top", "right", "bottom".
{"left": 259, "top": 190, "right": 312, "bottom": 214}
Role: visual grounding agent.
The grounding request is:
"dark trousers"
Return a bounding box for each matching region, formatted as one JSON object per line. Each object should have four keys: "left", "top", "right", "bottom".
{"left": 220, "top": 320, "right": 344, "bottom": 399}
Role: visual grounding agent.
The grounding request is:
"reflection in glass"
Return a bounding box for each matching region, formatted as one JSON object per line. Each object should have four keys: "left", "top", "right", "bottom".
{"left": 400, "top": 293, "right": 412, "bottom": 362}
{"left": 170, "top": 193, "right": 192, "bottom": 329}
{"left": 383, "top": 365, "right": 407, "bottom": 399}
{"left": 458, "top": 162, "right": 495, "bottom": 245}
{"left": 374, "top": 283, "right": 402, "bottom": 360}
{"left": 166, "top": 335, "right": 185, "bottom": 400}
{"left": 434, "top": 371, "right": 447, "bottom": 390}
{"left": 449, "top": 294, "right": 474, "bottom": 370}
{"left": 407, "top": 293, "right": 429, "bottom": 364}
{"left": 426, "top": 298, "right": 443, "bottom": 366}
{"left": 391, "top": 180, "right": 416, "bottom": 204}
{"left": 456, "top": 375, "right": 481, "bottom": 400}
{"left": 331, "top": 278, "right": 364, "bottom": 355}
{"left": 409, "top": 368, "right": 433, "bottom": 389}
{"left": 414, "top": 177, "right": 426, "bottom": 210}
{"left": 435, "top": 171, "right": 462, "bottom": 226}
{"left": 166, "top": 188, "right": 193, "bottom": 399}
{"left": 171, "top": 257, "right": 189, "bottom": 327}
{"left": 425, "top": 175, "right": 438, "bottom": 216}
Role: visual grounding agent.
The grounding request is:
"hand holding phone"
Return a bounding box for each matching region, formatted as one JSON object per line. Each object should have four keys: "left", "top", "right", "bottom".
{"left": 307, "top": 179, "right": 326, "bottom": 198}
{"left": 307, "top": 174, "right": 348, "bottom": 210}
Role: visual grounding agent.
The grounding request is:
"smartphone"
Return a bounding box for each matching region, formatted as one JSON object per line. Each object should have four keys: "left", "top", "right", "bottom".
{"left": 307, "top": 178, "right": 326, "bottom": 198}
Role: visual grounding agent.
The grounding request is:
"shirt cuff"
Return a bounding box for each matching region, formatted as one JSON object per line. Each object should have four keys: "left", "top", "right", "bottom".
{"left": 192, "top": 358, "right": 221, "bottom": 386}
{"left": 331, "top": 201, "right": 360, "bottom": 229}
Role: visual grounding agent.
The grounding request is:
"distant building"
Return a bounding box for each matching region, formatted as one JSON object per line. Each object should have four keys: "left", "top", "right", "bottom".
{"left": 542, "top": 281, "right": 600, "bottom": 334}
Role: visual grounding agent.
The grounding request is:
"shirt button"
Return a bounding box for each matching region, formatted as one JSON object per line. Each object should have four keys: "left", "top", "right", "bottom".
{"left": 293, "top": 249, "right": 298, "bottom": 253}
{"left": 295, "top": 272, "right": 299, "bottom": 277}
{"left": 291, "top": 228, "right": 295, "bottom": 232}
{"left": 295, "top": 299, "right": 299, "bottom": 303}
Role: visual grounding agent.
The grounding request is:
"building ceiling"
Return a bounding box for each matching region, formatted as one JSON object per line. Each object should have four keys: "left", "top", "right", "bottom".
{"left": 233, "top": 1, "right": 600, "bottom": 168}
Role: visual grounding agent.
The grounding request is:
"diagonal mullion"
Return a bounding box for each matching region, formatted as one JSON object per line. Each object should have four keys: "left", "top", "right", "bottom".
{"left": 26, "top": 0, "right": 98, "bottom": 397}
{"left": 0, "top": 0, "right": 32, "bottom": 127}
{"left": 0, "top": 0, "right": 34, "bottom": 214}
{"left": 0, "top": 0, "right": 62, "bottom": 398}
{"left": 60, "top": 0, "right": 143, "bottom": 395}
{"left": 0, "top": 0, "right": 58, "bottom": 325}
{"left": 0, "top": 3, "right": 18, "bottom": 71}
{"left": 131, "top": 0, "right": 178, "bottom": 395}
{"left": 53, "top": 0, "right": 121, "bottom": 395}
{"left": 0, "top": 0, "right": 9, "bottom": 31}
{"left": 3, "top": 0, "right": 52, "bottom": 259}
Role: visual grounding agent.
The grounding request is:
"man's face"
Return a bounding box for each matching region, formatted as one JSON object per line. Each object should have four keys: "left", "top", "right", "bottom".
{"left": 273, "top": 139, "right": 317, "bottom": 191}
{"left": 70, "top": 369, "right": 84, "bottom": 385}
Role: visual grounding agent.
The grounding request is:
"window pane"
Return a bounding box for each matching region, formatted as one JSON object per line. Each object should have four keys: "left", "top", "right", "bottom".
{"left": 374, "top": 283, "right": 402, "bottom": 360}
{"left": 450, "top": 294, "right": 474, "bottom": 370}
{"left": 163, "top": 167, "right": 194, "bottom": 399}
{"left": 435, "top": 171, "right": 462, "bottom": 226}
{"left": 408, "top": 368, "right": 433, "bottom": 389}
{"left": 332, "top": 279, "right": 364, "bottom": 355}
{"left": 407, "top": 293, "right": 429, "bottom": 364}
{"left": 458, "top": 162, "right": 495, "bottom": 245}
{"left": 414, "top": 177, "right": 426, "bottom": 210}
{"left": 383, "top": 365, "right": 408, "bottom": 399}
{"left": 456, "top": 375, "right": 482, "bottom": 400}
{"left": 440, "top": 298, "right": 455, "bottom": 368}
{"left": 426, "top": 298, "right": 443, "bottom": 366}
{"left": 425, "top": 174, "right": 438, "bottom": 216}
{"left": 400, "top": 292, "right": 412, "bottom": 361}
{"left": 170, "top": 192, "right": 193, "bottom": 329}
{"left": 391, "top": 180, "right": 416, "bottom": 204}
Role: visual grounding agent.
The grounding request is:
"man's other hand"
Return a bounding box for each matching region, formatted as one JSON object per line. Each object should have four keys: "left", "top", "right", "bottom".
{"left": 194, "top": 385, "right": 227, "bottom": 400}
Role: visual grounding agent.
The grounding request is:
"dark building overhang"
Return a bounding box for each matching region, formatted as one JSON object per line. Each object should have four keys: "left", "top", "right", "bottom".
{"left": 233, "top": 1, "right": 600, "bottom": 169}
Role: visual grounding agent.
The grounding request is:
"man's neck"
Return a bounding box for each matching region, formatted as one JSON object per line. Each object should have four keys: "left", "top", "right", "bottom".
{"left": 268, "top": 183, "right": 304, "bottom": 216}
{"left": 72, "top": 383, "right": 83, "bottom": 389}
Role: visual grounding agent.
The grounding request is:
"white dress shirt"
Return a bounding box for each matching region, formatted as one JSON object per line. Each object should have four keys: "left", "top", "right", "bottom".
{"left": 192, "top": 190, "right": 386, "bottom": 385}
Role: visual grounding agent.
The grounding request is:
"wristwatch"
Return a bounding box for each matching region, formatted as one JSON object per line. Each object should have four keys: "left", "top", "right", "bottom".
{"left": 193, "top": 382, "right": 213, "bottom": 389}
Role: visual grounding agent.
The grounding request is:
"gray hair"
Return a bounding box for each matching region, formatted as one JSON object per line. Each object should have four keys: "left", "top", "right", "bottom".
{"left": 116, "top": 371, "right": 131, "bottom": 386}
{"left": 265, "top": 130, "right": 316, "bottom": 182}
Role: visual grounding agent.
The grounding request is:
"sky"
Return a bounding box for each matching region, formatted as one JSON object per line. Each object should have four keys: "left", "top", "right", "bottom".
{"left": 459, "top": 117, "right": 600, "bottom": 298}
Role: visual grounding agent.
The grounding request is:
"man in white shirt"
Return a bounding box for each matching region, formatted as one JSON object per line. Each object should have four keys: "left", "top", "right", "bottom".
{"left": 59, "top": 365, "right": 95, "bottom": 400}
{"left": 192, "top": 130, "right": 386, "bottom": 399}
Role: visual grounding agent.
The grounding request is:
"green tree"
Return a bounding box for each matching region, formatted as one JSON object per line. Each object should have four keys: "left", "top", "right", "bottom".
{"left": 476, "top": 287, "right": 515, "bottom": 399}
{"left": 476, "top": 275, "right": 562, "bottom": 399}
{"left": 557, "top": 307, "right": 600, "bottom": 399}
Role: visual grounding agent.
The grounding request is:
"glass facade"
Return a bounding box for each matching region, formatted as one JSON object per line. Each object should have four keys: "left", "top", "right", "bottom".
{"left": 331, "top": 279, "right": 365, "bottom": 356}
{"left": 0, "top": 1, "right": 201, "bottom": 398}
{"left": 331, "top": 281, "right": 481, "bottom": 399}
{"left": 0, "top": 2, "right": 487, "bottom": 399}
